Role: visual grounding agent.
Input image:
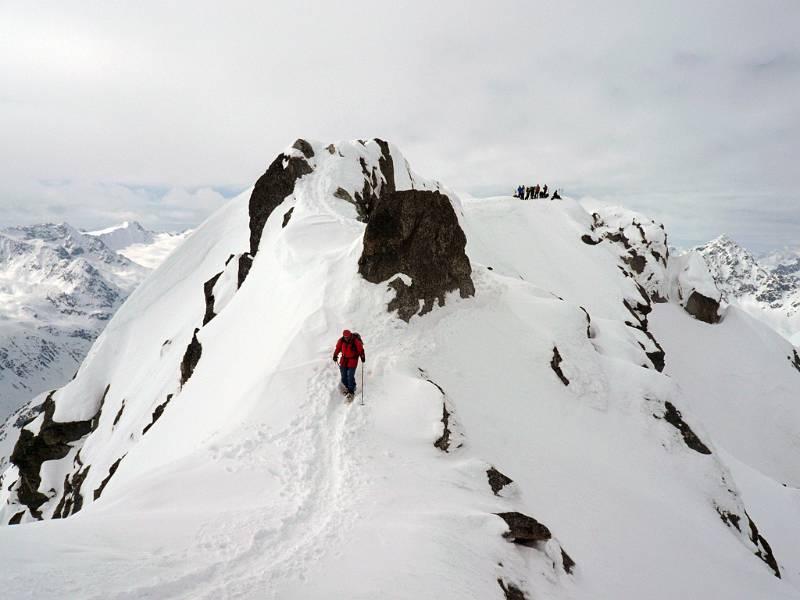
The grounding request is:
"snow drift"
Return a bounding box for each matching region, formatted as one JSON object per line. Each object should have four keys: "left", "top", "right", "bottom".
{"left": 0, "top": 139, "right": 798, "bottom": 599}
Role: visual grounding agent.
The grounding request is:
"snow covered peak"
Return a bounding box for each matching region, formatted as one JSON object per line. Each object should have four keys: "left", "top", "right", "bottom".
{"left": 1, "top": 140, "right": 798, "bottom": 598}
{"left": 86, "top": 220, "right": 155, "bottom": 251}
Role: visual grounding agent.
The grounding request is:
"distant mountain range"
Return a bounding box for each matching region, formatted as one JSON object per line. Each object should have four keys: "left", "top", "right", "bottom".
{"left": 692, "top": 235, "right": 800, "bottom": 344}
{"left": 0, "top": 222, "right": 187, "bottom": 419}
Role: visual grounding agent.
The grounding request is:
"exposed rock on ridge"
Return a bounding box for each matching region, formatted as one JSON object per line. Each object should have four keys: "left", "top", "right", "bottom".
{"left": 359, "top": 189, "right": 475, "bottom": 321}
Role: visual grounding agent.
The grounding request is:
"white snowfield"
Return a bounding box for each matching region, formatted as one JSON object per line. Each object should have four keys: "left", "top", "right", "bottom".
{"left": 0, "top": 140, "right": 798, "bottom": 599}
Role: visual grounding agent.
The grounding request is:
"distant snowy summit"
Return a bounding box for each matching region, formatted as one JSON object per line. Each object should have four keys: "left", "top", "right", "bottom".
{"left": 85, "top": 220, "right": 190, "bottom": 269}
{"left": 691, "top": 234, "right": 800, "bottom": 343}
{"left": 0, "top": 221, "right": 189, "bottom": 420}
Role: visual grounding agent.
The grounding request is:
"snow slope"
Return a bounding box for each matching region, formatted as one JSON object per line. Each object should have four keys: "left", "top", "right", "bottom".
{"left": 0, "top": 140, "right": 797, "bottom": 599}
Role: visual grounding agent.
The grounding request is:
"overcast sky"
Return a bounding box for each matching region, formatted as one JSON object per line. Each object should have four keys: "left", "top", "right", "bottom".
{"left": 1, "top": 1, "right": 798, "bottom": 251}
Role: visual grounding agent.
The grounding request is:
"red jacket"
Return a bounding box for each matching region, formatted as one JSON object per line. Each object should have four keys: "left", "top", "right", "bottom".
{"left": 334, "top": 335, "right": 365, "bottom": 368}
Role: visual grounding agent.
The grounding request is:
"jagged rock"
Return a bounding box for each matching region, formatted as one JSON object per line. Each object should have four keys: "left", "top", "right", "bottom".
{"left": 550, "top": 347, "right": 569, "bottom": 385}
{"left": 202, "top": 272, "right": 223, "bottom": 326}
{"left": 9, "top": 392, "right": 97, "bottom": 518}
{"left": 745, "top": 512, "right": 781, "bottom": 578}
{"left": 238, "top": 253, "right": 253, "bottom": 288}
{"left": 180, "top": 330, "right": 202, "bottom": 386}
{"left": 581, "top": 234, "right": 600, "bottom": 245}
{"left": 112, "top": 400, "right": 125, "bottom": 427}
{"left": 8, "top": 511, "right": 25, "bottom": 525}
{"left": 248, "top": 143, "right": 313, "bottom": 255}
{"left": 561, "top": 549, "right": 576, "bottom": 574}
{"left": 434, "top": 403, "right": 452, "bottom": 452}
{"left": 282, "top": 207, "right": 294, "bottom": 228}
{"left": 292, "top": 138, "right": 314, "bottom": 159}
{"left": 359, "top": 189, "right": 474, "bottom": 321}
{"left": 142, "top": 394, "right": 174, "bottom": 435}
{"left": 657, "top": 401, "right": 711, "bottom": 455}
{"left": 53, "top": 458, "right": 89, "bottom": 519}
{"left": 717, "top": 508, "right": 781, "bottom": 578}
{"left": 497, "top": 579, "right": 527, "bottom": 600}
{"left": 789, "top": 350, "right": 800, "bottom": 373}
{"left": 580, "top": 306, "right": 593, "bottom": 338}
{"left": 94, "top": 456, "right": 124, "bottom": 500}
{"left": 495, "top": 512, "right": 552, "bottom": 546}
{"left": 684, "top": 291, "right": 721, "bottom": 324}
{"left": 486, "top": 467, "right": 513, "bottom": 495}
{"left": 624, "top": 252, "right": 646, "bottom": 274}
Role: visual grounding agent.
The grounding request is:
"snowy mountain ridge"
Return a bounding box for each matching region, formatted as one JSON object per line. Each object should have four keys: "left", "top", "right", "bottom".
{"left": 0, "top": 139, "right": 798, "bottom": 599}
{"left": 0, "top": 221, "right": 187, "bottom": 422}
{"left": 692, "top": 234, "right": 800, "bottom": 343}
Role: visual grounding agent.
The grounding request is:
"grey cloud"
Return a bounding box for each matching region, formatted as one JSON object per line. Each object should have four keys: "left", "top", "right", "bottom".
{"left": 0, "top": 1, "right": 797, "bottom": 250}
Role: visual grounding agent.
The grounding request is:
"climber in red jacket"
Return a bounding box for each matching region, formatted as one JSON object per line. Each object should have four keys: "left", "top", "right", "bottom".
{"left": 333, "top": 329, "right": 365, "bottom": 399}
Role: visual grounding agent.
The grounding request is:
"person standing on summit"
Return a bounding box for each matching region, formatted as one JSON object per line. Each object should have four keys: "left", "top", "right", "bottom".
{"left": 333, "top": 329, "right": 365, "bottom": 400}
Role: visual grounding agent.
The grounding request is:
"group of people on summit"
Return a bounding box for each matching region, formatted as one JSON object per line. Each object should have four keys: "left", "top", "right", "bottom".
{"left": 515, "top": 184, "right": 561, "bottom": 200}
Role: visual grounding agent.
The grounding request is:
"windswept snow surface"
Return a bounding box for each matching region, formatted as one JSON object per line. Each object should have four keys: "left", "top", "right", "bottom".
{"left": 0, "top": 142, "right": 798, "bottom": 599}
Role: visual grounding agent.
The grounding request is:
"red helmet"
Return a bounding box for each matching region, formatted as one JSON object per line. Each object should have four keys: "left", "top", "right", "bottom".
{"left": 342, "top": 329, "right": 352, "bottom": 337}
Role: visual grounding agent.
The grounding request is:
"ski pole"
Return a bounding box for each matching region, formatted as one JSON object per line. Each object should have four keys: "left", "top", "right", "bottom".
{"left": 360, "top": 366, "right": 365, "bottom": 405}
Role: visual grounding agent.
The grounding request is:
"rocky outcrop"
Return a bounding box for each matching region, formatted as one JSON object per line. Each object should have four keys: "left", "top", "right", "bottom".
{"left": 718, "top": 508, "right": 780, "bottom": 578}
{"left": 684, "top": 291, "right": 721, "bottom": 324}
{"left": 9, "top": 392, "right": 98, "bottom": 519}
{"left": 791, "top": 350, "right": 800, "bottom": 373}
{"left": 52, "top": 454, "right": 89, "bottom": 519}
{"left": 142, "top": 394, "right": 174, "bottom": 435}
{"left": 359, "top": 190, "right": 475, "bottom": 321}
{"left": 656, "top": 401, "right": 712, "bottom": 455}
{"left": 248, "top": 141, "right": 313, "bottom": 255}
{"left": 495, "top": 512, "right": 552, "bottom": 546}
{"left": 238, "top": 254, "right": 253, "bottom": 288}
{"left": 180, "top": 330, "right": 202, "bottom": 387}
{"left": 93, "top": 456, "right": 124, "bottom": 501}
{"left": 486, "top": 466, "right": 514, "bottom": 495}
{"left": 202, "top": 272, "right": 223, "bottom": 326}
{"left": 550, "top": 347, "right": 569, "bottom": 385}
{"left": 497, "top": 579, "right": 527, "bottom": 600}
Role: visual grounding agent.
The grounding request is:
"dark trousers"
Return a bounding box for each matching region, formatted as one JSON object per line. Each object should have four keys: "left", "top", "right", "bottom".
{"left": 340, "top": 365, "right": 357, "bottom": 393}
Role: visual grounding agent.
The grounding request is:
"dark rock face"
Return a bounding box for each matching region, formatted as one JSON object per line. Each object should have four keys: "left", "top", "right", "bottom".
{"left": 238, "top": 254, "right": 253, "bottom": 288}
{"left": 497, "top": 579, "right": 527, "bottom": 600}
{"left": 746, "top": 512, "right": 781, "bottom": 578}
{"left": 358, "top": 189, "right": 475, "bottom": 321}
{"left": 486, "top": 466, "right": 514, "bottom": 495}
{"left": 282, "top": 207, "right": 294, "bottom": 228}
{"left": 94, "top": 456, "right": 124, "bottom": 501}
{"left": 248, "top": 142, "right": 313, "bottom": 255}
{"left": 495, "top": 512, "right": 552, "bottom": 546}
{"left": 658, "top": 401, "right": 712, "bottom": 454}
{"left": 550, "top": 347, "right": 569, "bottom": 385}
{"left": 581, "top": 234, "right": 600, "bottom": 245}
{"left": 561, "top": 549, "right": 576, "bottom": 574}
{"left": 9, "top": 392, "right": 97, "bottom": 519}
{"left": 684, "top": 291, "right": 721, "bottom": 324}
{"left": 142, "top": 394, "right": 174, "bottom": 435}
{"left": 291, "top": 138, "right": 314, "bottom": 159}
{"left": 112, "top": 400, "right": 125, "bottom": 428}
{"left": 790, "top": 350, "right": 800, "bottom": 373}
{"left": 180, "top": 330, "right": 202, "bottom": 386}
{"left": 202, "top": 272, "right": 223, "bottom": 326}
{"left": 434, "top": 403, "right": 452, "bottom": 452}
{"left": 718, "top": 509, "right": 781, "bottom": 578}
{"left": 53, "top": 458, "right": 89, "bottom": 519}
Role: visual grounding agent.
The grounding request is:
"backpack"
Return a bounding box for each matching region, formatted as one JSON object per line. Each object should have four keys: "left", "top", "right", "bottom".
{"left": 340, "top": 332, "right": 363, "bottom": 355}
